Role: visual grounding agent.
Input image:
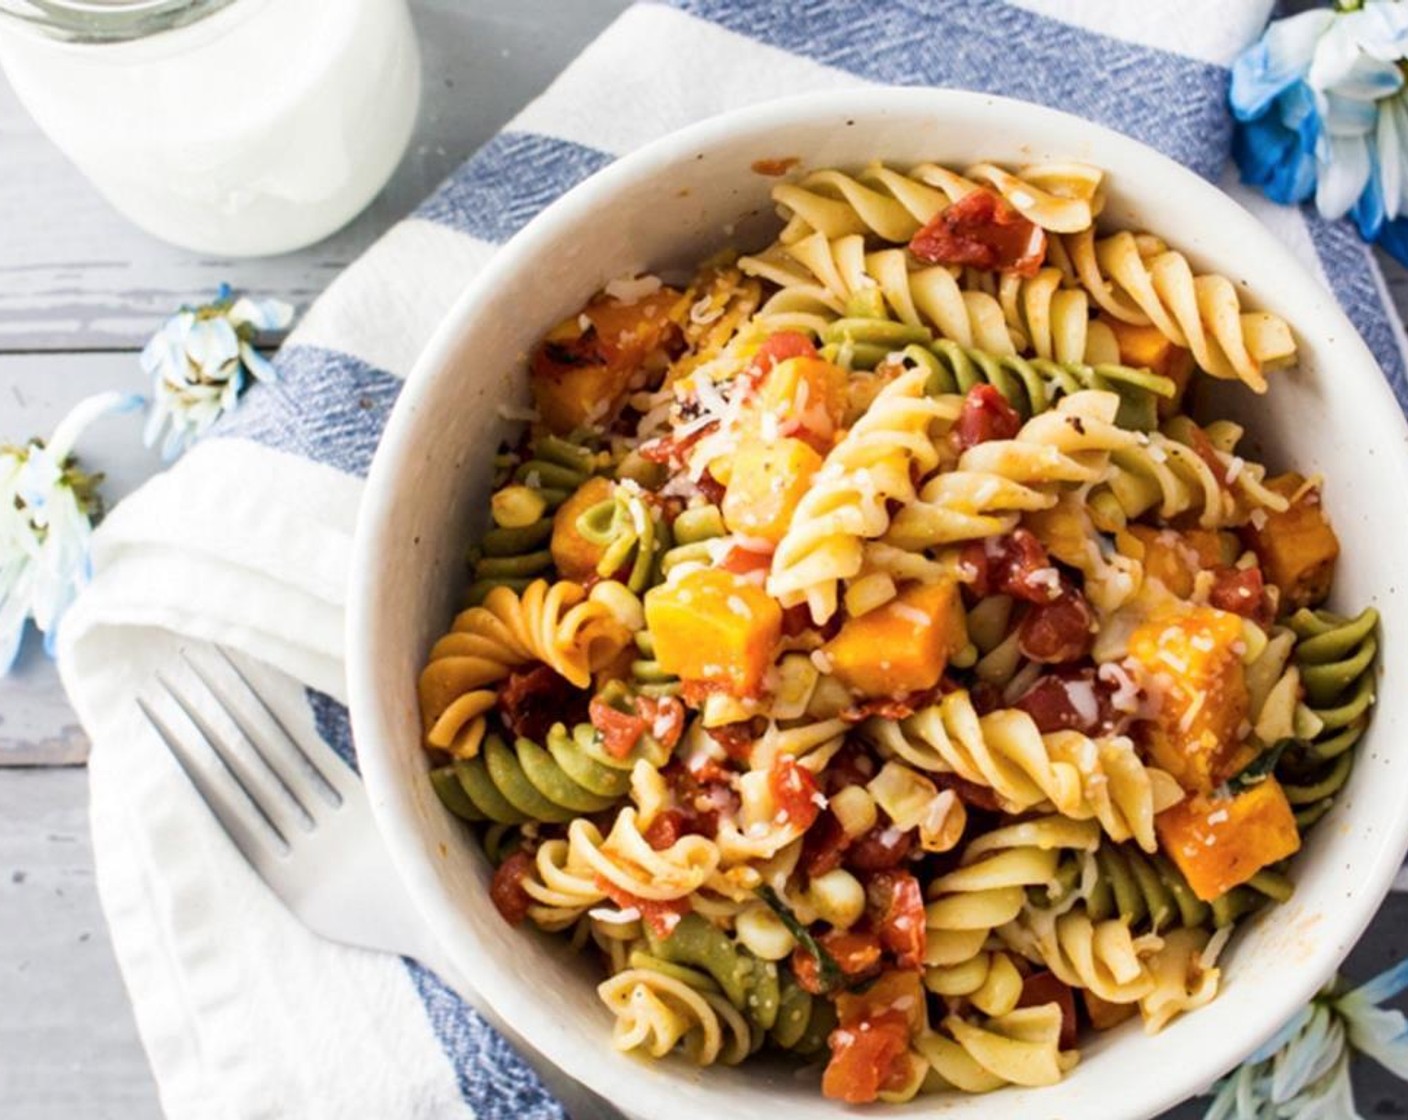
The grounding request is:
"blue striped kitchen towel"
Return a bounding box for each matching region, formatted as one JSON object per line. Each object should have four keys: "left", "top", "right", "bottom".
{"left": 55, "top": 2, "right": 1408, "bottom": 1118}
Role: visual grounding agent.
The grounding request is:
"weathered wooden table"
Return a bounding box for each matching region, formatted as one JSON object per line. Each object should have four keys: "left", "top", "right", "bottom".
{"left": 2, "top": 2, "right": 1406, "bottom": 1116}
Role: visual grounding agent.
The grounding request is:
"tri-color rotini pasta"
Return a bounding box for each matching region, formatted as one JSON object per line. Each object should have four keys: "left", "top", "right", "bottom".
{"left": 416, "top": 157, "right": 1379, "bottom": 1104}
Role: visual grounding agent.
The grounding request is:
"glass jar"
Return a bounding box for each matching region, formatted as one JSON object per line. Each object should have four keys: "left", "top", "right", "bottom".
{"left": 0, "top": 0, "right": 422, "bottom": 256}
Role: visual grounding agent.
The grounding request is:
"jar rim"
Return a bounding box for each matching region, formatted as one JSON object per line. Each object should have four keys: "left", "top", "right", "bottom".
{"left": 0, "top": 0, "right": 239, "bottom": 42}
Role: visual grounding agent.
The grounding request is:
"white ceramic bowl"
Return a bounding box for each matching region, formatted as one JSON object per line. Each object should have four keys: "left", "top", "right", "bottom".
{"left": 348, "top": 88, "right": 1408, "bottom": 1120}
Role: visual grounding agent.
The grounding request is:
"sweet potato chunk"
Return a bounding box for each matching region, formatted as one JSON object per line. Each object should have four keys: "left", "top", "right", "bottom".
{"left": 1126, "top": 607, "right": 1249, "bottom": 792}
{"left": 529, "top": 288, "right": 681, "bottom": 433}
{"left": 1156, "top": 778, "right": 1301, "bottom": 901}
{"left": 550, "top": 476, "right": 614, "bottom": 581}
{"left": 1100, "top": 314, "right": 1194, "bottom": 418}
{"left": 1118, "top": 526, "right": 1236, "bottom": 599}
{"left": 1243, "top": 473, "right": 1339, "bottom": 611}
{"left": 759, "top": 356, "right": 849, "bottom": 452}
{"left": 824, "top": 580, "right": 966, "bottom": 698}
{"left": 721, "top": 437, "right": 823, "bottom": 546}
{"left": 644, "top": 569, "right": 782, "bottom": 695}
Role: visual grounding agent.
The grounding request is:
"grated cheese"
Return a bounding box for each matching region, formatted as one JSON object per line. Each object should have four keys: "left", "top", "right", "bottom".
{"left": 496, "top": 402, "right": 541, "bottom": 423}
{"left": 604, "top": 274, "right": 662, "bottom": 302}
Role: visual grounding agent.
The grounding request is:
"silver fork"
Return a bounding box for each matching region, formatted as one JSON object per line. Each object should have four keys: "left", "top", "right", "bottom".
{"left": 136, "top": 643, "right": 617, "bottom": 1120}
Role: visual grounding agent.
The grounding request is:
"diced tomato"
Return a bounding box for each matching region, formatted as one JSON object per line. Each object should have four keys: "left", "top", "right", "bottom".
{"left": 770, "top": 755, "right": 822, "bottom": 832}
{"left": 954, "top": 384, "right": 1022, "bottom": 451}
{"left": 1012, "top": 666, "right": 1125, "bottom": 736}
{"left": 489, "top": 851, "right": 535, "bottom": 926}
{"left": 1019, "top": 592, "right": 1095, "bottom": 664}
{"left": 908, "top": 189, "right": 1046, "bottom": 277}
{"left": 589, "top": 696, "right": 648, "bottom": 760}
{"left": 1208, "top": 565, "right": 1273, "bottom": 627}
{"left": 866, "top": 870, "right": 926, "bottom": 970}
{"left": 1017, "top": 971, "right": 1079, "bottom": 1051}
{"left": 846, "top": 820, "right": 916, "bottom": 872}
{"left": 636, "top": 694, "right": 686, "bottom": 751}
{"left": 792, "top": 930, "right": 884, "bottom": 995}
{"left": 822, "top": 1015, "right": 912, "bottom": 1104}
{"left": 498, "top": 664, "right": 584, "bottom": 742}
{"left": 749, "top": 331, "right": 817, "bottom": 377}
{"left": 964, "top": 529, "right": 1058, "bottom": 603}
{"left": 595, "top": 877, "right": 690, "bottom": 938}
{"left": 720, "top": 545, "right": 773, "bottom": 576}
{"left": 802, "top": 809, "right": 851, "bottom": 877}
{"left": 642, "top": 809, "right": 684, "bottom": 850}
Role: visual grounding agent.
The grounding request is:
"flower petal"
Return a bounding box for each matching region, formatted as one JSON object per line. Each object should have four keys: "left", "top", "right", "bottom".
{"left": 1231, "top": 9, "right": 1335, "bottom": 121}
{"left": 1318, "top": 132, "right": 1375, "bottom": 218}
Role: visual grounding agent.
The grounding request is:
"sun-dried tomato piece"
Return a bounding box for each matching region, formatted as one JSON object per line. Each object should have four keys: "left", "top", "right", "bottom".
{"left": 846, "top": 820, "right": 916, "bottom": 872}
{"left": 1012, "top": 666, "right": 1125, "bottom": 736}
{"left": 769, "top": 755, "right": 822, "bottom": 832}
{"left": 1019, "top": 592, "right": 1095, "bottom": 664}
{"left": 499, "top": 664, "right": 584, "bottom": 742}
{"left": 792, "top": 930, "right": 884, "bottom": 995}
{"left": 1208, "top": 565, "right": 1274, "bottom": 627}
{"left": 909, "top": 189, "right": 1046, "bottom": 277}
{"left": 1017, "top": 971, "right": 1079, "bottom": 1051}
{"left": 489, "top": 851, "right": 535, "bottom": 926}
{"left": 865, "top": 870, "right": 926, "bottom": 970}
{"left": 589, "top": 696, "right": 648, "bottom": 760}
{"left": 954, "top": 384, "right": 1022, "bottom": 451}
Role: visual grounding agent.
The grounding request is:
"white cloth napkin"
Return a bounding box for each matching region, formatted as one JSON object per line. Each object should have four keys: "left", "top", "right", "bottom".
{"left": 57, "top": 1, "right": 1408, "bottom": 1117}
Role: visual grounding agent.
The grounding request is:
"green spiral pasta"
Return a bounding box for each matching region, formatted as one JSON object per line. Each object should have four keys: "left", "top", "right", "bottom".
{"left": 660, "top": 503, "right": 726, "bottom": 575}
{"left": 429, "top": 722, "right": 668, "bottom": 825}
{"left": 644, "top": 913, "right": 782, "bottom": 1035}
{"left": 813, "top": 324, "right": 1174, "bottom": 431}
{"left": 466, "top": 433, "right": 605, "bottom": 604}
{"left": 770, "top": 971, "right": 837, "bottom": 1056}
{"left": 630, "top": 630, "right": 680, "bottom": 698}
{"left": 1276, "top": 607, "right": 1379, "bottom": 828}
{"left": 1044, "top": 842, "right": 1291, "bottom": 935}
{"left": 574, "top": 484, "right": 670, "bottom": 593}
{"left": 621, "top": 504, "right": 725, "bottom": 696}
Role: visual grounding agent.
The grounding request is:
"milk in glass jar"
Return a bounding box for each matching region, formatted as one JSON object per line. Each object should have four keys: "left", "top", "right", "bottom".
{"left": 0, "top": 0, "right": 421, "bottom": 256}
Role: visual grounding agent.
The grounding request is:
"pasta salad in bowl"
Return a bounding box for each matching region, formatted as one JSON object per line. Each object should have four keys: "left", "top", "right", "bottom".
{"left": 348, "top": 89, "right": 1407, "bottom": 1120}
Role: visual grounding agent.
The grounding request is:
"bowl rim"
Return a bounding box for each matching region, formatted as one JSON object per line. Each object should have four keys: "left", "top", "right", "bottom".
{"left": 348, "top": 85, "right": 1408, "bottom": 1119}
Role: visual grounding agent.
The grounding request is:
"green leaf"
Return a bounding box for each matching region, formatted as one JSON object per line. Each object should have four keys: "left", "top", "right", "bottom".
{"left": 757, "top": 885, "right": 843, "bottom": 993}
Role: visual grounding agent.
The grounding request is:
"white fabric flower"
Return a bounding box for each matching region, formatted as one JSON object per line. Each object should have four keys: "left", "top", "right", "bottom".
{"left": 0, "top": 392, "right": 142, "bottom": 673}
{"left": 1205, "top": 958, "right": 1408, "bottom": 1119}
{"left": 141, "top": 285, "right": 293, "bottom": 461}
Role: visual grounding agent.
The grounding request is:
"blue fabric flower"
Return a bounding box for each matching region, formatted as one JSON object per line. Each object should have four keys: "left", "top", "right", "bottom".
{"left": 141, "top": 284, "right": 294, "bottom": 461}
{"left": 1231, "top": 1, "right": 1408, "bottom": 266}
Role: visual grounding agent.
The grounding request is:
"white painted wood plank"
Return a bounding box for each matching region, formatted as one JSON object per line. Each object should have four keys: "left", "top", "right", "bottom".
{"left": 0, "top": 0, "right": 633, "bottom": 352}
{"left": 0, "top": 352, "right": 163, "bottom": 766}
{"left": 0, "top": 767, "right": 161, "bottom": 1120}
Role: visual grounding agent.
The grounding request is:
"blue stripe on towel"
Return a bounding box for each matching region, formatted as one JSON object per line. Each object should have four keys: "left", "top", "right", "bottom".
{"left": 1304, "top": 210, "right": 1408, "bottom": 408}
{"left": 210, "top": 345, "right": 401, "bottom": 477}
{"left": 404, "top": 962, "right": 565, "bottom": 1120}
{"left": 663, "top": 0, "right": 1234, "bottom": 181}
{"left": 299, "top": 690, "right": 562, "bottom": 1118}
{"left": 415, "top": 132, "right": 614, "bottom": 241}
